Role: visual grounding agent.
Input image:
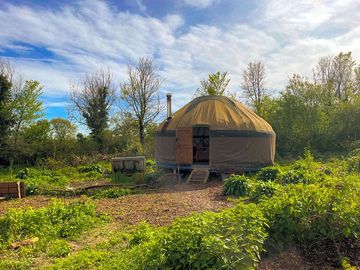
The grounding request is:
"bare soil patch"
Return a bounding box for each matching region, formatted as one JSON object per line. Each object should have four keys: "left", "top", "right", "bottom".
{"left": 96, "top": 181, "right": 232, "bottom": 226}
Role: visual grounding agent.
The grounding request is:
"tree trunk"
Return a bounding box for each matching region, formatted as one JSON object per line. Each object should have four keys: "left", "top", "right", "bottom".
{"left": 139, "top": 122, "right": 145, "bottom": 146}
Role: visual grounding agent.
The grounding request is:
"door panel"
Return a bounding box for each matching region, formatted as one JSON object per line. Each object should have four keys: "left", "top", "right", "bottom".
{"left": 176, "top": 127, "right": 193, "bottom": 164}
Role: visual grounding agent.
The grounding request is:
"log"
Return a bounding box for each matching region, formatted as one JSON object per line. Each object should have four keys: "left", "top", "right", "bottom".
{"left": 10, "top": 237, "right": 39, "bottom": 249}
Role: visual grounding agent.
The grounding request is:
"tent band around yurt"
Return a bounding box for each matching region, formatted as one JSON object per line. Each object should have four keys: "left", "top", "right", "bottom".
{"left": 155, "top": 95, "right": 276, "bottom": 173}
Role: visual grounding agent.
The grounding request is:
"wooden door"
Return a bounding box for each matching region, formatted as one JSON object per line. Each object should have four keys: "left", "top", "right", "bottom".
{"left": 176, "top": 127, "right": 193, "bottom": 164}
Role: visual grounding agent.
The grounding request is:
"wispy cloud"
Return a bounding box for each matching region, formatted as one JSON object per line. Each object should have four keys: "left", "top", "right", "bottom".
{"left": 181, "top": 0, "right": 220, "bottom": 9}
{"left": 0, "top": 0, "right": 359, "bottom": 112}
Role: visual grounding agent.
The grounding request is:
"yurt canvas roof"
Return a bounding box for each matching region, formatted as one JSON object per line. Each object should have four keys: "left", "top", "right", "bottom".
{"left": 159, "top": 96, "right": 274, "bottom": 133}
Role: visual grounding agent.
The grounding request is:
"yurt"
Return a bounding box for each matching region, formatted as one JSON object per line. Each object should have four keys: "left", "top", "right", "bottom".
{"left": 155, "top": 95, "right": 275, "bottom": 172}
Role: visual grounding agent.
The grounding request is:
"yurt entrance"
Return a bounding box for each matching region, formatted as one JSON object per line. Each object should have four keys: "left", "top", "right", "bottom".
{"left": 192, "top": 126, "right": 209, "bottom": 165}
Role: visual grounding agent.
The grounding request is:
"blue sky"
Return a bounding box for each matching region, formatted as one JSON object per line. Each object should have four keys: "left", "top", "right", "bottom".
{"left": 0, "top": 0, "right": 360, "bottom": 121}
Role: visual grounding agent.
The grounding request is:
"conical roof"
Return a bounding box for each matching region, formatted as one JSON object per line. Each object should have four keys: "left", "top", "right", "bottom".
{"left": 159, "top": 96, "right": 274, "bottom": 133}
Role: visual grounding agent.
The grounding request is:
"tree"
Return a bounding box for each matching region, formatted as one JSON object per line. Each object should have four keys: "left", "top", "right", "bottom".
{"left": 70, "top": 69, "right": 115, "bottom": 149}
{"left": 50, "top": 118, "right": 76, "bottom": 142}
{"left": 0, "top": 58, "right": 14, "bottom": 161}
{"left": 241, "top": 61, "right": 268, "bottom": 114}
{"left": 11, "top": 80, "right": 43, "bottom": 144}
{"left": 121, "top": 57, "right": 164, "bottom": 146}
{"left": 0, "top": 74, "right": 13, "bottom": 150}
{"left": 196, "top": 71, "right": 231, "bottom": 96}
{"left": 353, "top": 65, "right": 360, "bottom": 95}
{"left": 313, "top": 52, "right": 356, "bottom": 101}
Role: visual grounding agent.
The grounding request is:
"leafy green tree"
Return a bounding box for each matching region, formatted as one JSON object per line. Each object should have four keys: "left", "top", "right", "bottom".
{"left": 0, "top": 74, "right": 13, "bottom": 148}
{"left": 50, "top": 118, "right": 77, "bottom": 159}
{"left": 11, "top": 80, "right": 43, "bottom": 144}
{"left": 22, "top": 119, "right": 52, "bottom": 163}
{"left": 70, "top": 69, "right": 115, "bottom": 151}
{"left": 196, "top": 71, "right": 230, "bottom": 96}
{"left": 50, "top": 118, "right": 76, "bottom": 142}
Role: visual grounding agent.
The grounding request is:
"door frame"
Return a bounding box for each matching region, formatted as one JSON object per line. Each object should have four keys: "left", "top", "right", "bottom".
{"left": 192, "top": 125, "right": 210, "bottom": 165}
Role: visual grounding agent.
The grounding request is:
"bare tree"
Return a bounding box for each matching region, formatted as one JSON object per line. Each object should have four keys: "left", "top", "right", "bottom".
{"left": 0, "top": 58, "right": 14, "bottom": 83}
{"left": 241, "top": 61, "right": 268, "bottom": 114}
{"left": 121, "top": 57, "right": 164, "bottom": 146}
{"left": 354, "top": 65, "right": 360, "bottom": 95}
{"left": 70, "top": 69, "right": 115, "bottom": 147}
{"left": 313, "top": 52, "right": 356, "bottom": 100}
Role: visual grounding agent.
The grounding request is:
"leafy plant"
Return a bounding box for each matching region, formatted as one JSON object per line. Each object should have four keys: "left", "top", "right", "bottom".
{"left": 256, "top": 166, "right": 281, "bottom": 182}
{"left": 46, "top": 239, "right": 71, "bottom": 258}
{"left": 90, "top": 187, "right": 133, "bottom": 199}
{"left": 0, "top": 198, "right": 105, "bottom": 243}
{"left": 223, "top": 174, "right": 250, "bottom": 197}
{"left": 250, "top": 181, "right": 280, "bottom": 202}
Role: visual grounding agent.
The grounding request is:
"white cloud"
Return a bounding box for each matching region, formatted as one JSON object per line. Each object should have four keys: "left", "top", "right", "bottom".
{"left": 181, "top": 0, "right": 220, "bottom": 9}
{"left": 0, "top": 0, "right": 359, "bottom": 113}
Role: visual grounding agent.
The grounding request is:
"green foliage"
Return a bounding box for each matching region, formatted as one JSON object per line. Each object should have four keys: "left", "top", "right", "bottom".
{"left": 261, "top": 181, "right": 360, "bottom": 248}
{"left": 145, "top": 158, "right": 156, "bottom": 174}
{"left": 15, "top": 168, "right": 70, "bottom": 194}
{"left": 102, "top": 203, "right": 268, "bottom": 270}
{"left": 77, "top": 163, "right": 104, "bottom": 174}
{"left": 0, "top": 74, "right": 14, "bottom": 149}
{"left": 46, "top": 250, "right": 110, "bottom": 270}
{"left": 129, "top": 221, "right": 158, "bottom": 247}
{"left": 278, "top": 169, "right": 314, "bottom": 185}
{"left": 0, "top": 199, "right": 104, "bottom": 243}
{"left": 261, "top": 52, "right": 360, "bottom": 156}
{"left": 0, "top": 259, "right": 31, "bottom": 270}
{"left": 346, "top": 153, "right": 360, "bottom": 173}
{"left": 223, "top": 174, "right": 250, "bottom": 197}
{"left": 155, "top": 203, "right": 267, "bottom": 269}
{"left": 256, "top": 166, "right": 282, "bottom": 182}
{"left": 197, "top": 71, "right": 231, "bottom": 96}
{"left": 46, "top": 239, "right": 72, "bottom": 258}
{"left": 90, "top": 187, "right": 134, "bottom": 199}
{"left": 250, "top": 181, "right": 280, "bottom": 202}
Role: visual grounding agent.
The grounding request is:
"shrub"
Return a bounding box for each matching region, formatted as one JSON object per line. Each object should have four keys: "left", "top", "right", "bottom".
{"left": 223, "top": 174, "right": 250, "bottom": 197}
{"left": 256, "top": 166, "right": 281, "bottom": 182}
{"left": 346, "top": 154, "right": 360, "bottom": 173}
{"left": 90, "top": 187, "right": 133, "bottom": 199}
{"left": 250, "top": 181, "right": 280, "bottom": 202}
{"left": 77, "top": 164, "right": 104, "bottom": 174}
{"left": 129, "top": 222, "right": 158, "bottom": 247}
{"left": 278, "top": 168, "right": 318, "bottom": 185}
{"left": 145, "top": 159, "right": 157, "bottom": 174}
{"left": 0, "top": 199, "right": 105, "bottom": 242}
{"left": 16, "top": 168, "right": 33, "bottom": 180}
{"left": 46, "top": 239, "right": 71, "bottom": 258}
{"left": 156, "top": 203, "right": 267, "bottom": 270}
{"left": 260, "top": 183, "right": 360, "bottom": 248}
